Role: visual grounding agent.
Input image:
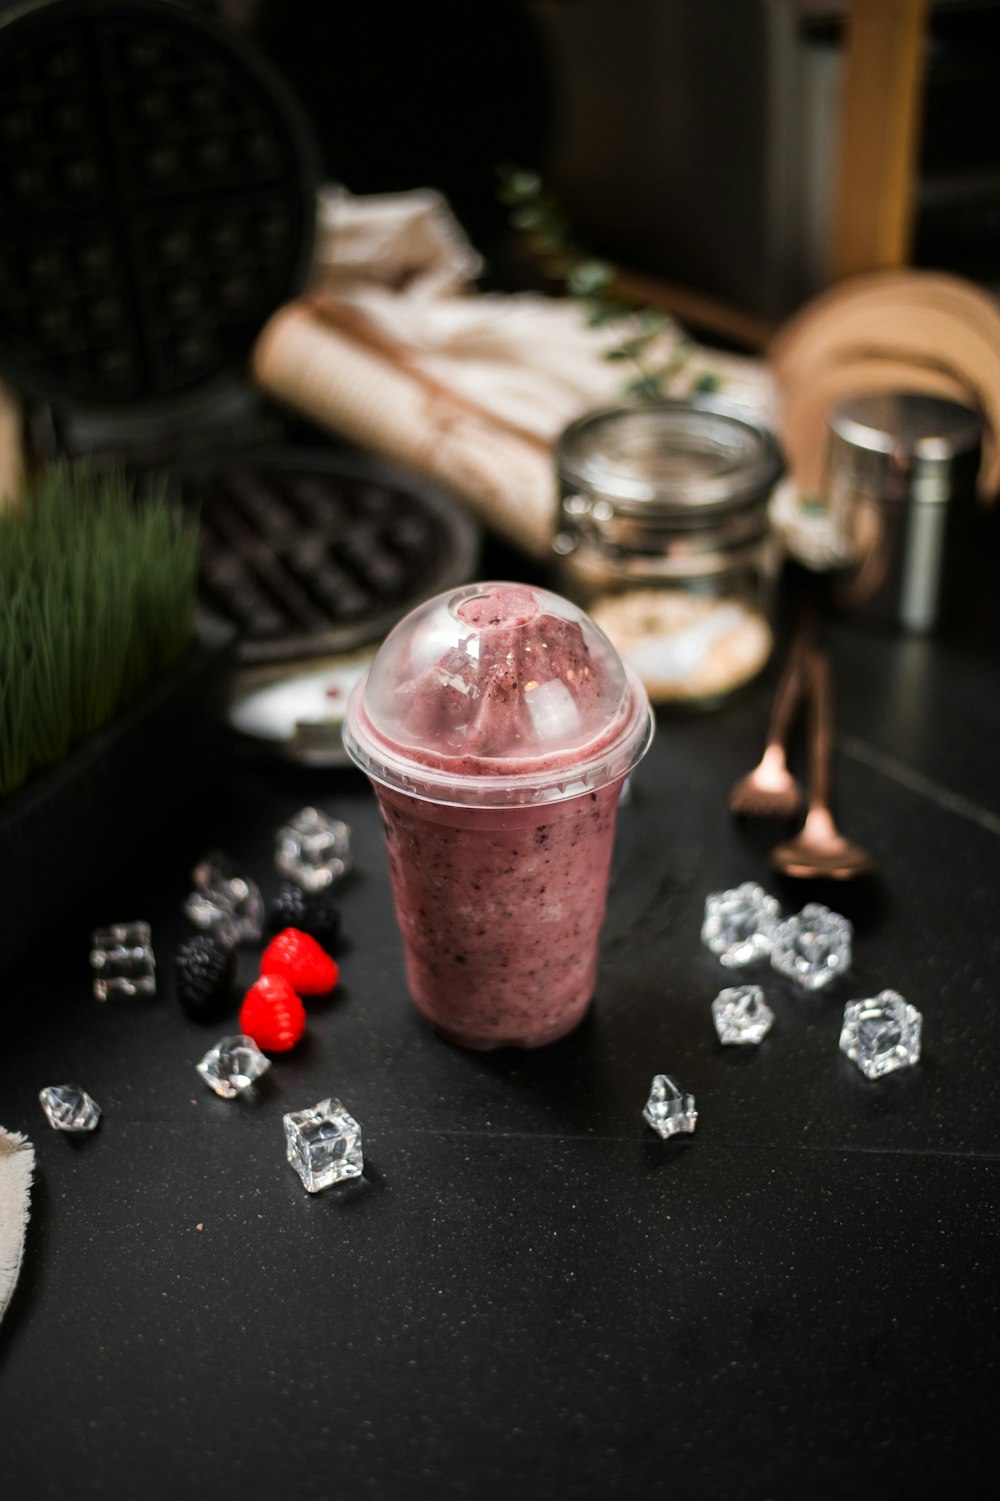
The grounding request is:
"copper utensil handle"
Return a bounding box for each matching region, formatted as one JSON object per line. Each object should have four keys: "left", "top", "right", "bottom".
{"left": 807, "top": 649, "right": 834, "bottom": 814}
{"left": 765, "top": 614, "right": 813, "bottom": 752}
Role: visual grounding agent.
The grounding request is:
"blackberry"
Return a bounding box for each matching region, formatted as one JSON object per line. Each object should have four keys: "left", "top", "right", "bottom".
{"left": 268, "top": 882, "right": 342, "bottom": 950}
{"left": 175, "top": 934, "right": 237, "bottom": 1021}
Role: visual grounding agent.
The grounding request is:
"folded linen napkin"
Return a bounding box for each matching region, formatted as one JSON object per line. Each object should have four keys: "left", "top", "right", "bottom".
{"left": 0, "top": 1128, "right": 33, "bottom": 1323}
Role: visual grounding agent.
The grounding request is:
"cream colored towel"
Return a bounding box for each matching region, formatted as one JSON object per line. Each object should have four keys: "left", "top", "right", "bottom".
{"left": 253, "top": 187, "right": 774, "bottom": 559}
{"left": 0, "top": 1128, "right": 33, "bottom": 1322}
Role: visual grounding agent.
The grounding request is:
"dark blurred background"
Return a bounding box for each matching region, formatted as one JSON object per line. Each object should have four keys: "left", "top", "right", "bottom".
{"left": 247, "top": 0, "right": 551, "bottom": 278}
{"left": 242, "top": 0, "right": 1000, "bottom": 322}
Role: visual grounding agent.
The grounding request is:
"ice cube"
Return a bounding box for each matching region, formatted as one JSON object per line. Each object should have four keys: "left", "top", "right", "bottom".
{"left": 839, "top": 991, "right": 922, "bottom": 1079}
{"left": 90, "top": 921, "right": 156, "bottom": 1000}
{"left": 184, "top": 851, "right": 263, "bottom": 945}
{"left": 39, "top": 1084, "right": 101, "bottom": 1132}
{"left": 196, "top": 1035, "right": 271, "bottom": 1099}
{"left": 712, "top": 985, "right": 774, "bottom": 1045}
{"left": 770, "top": 903, "right": 852, "bottom": 991}
{"left": 284, "top": 1097, "right": 364, "bottom": 1192}
{"left": 275, "top": 807, "right": 352, "bottom": 893}
{"left": 643, "top": 1075, "right": 698, "bottom": 1139}
{"left": 702, "top": 882, "right": 781, "bottom": 968}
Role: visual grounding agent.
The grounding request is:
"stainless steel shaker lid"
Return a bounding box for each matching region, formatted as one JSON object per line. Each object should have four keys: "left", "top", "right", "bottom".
{"left": 826, "top": 393, "right": 982, "bottom": 504}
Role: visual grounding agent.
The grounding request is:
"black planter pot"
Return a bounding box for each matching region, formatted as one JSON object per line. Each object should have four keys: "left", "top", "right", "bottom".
{"left": 0, "top": 618, "right": 237, "bottom": 974}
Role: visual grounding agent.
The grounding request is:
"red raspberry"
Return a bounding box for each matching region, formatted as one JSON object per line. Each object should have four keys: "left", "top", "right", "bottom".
{"left": 261, "top": 928, "right": 339, "bottom": 997}
{"left": 239, "top": 974, "right": 306, "bottom": 1052}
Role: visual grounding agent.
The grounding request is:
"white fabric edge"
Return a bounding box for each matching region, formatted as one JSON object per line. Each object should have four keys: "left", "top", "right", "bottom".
{"left": 0, "top": 1128, "right": 34, "bottom": 1323}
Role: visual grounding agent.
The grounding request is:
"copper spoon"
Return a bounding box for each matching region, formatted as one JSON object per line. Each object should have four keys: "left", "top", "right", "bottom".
{"left": 770, "top": 650, "right": 875, "bottom": 880}
{"left": 728, "top": 621, "right": 810, "bottom": 818}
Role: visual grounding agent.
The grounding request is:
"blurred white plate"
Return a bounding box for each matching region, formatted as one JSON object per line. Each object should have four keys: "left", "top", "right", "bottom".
{"left": 229, "top": 652, "right": 374, "bottom": 765}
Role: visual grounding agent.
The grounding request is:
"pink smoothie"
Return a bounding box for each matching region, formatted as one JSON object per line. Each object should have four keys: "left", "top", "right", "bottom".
{"left": 344, "top": 582, "right": 652, "bottom": 1049}
{"left": 374, "top": 780, "right": 624, "bottom": 1049}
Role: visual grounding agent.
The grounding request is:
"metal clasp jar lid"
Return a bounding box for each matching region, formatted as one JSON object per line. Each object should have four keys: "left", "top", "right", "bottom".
{"left": 556, "top": 398, "right": 784, "bottom": 535}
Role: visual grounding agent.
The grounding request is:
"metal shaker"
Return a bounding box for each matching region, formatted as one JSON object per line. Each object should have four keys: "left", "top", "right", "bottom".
{"left": 824, "top": 392, "right": 982, "bottom": 632}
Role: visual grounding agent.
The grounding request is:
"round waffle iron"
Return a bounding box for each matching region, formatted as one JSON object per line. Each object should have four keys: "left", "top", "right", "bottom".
{"left": 0, "top": 0, "right": 318, "bottom": 414}
{"left": 0, "top": 0, "right": 481, "bottom": 676}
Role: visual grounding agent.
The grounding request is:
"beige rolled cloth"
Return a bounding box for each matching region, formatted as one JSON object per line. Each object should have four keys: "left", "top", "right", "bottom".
{"left": 252, "top": 186, "right": 775, "bottom": 559}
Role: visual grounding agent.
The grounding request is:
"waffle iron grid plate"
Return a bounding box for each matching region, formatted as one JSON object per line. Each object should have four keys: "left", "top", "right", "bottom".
{"left": 0, "top": 3, "right": 481, "bottom": 668}
{"left": 0, "top": 0, "right": 318, "bottom": 415}
{"left": 178, "top": 449, "right": 481, "bottom": 664}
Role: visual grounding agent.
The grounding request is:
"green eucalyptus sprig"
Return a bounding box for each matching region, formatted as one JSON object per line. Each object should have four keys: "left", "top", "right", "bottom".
{"left": 0, "top": 465, "right": 199, "bottom": 798}
{"left": 498, "top": 165, "right": 718, "bottom": 400}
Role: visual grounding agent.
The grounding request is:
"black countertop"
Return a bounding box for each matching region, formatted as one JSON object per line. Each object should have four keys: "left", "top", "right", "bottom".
{"left": 1, "top": 571, "right": 999, "bottom": 1500}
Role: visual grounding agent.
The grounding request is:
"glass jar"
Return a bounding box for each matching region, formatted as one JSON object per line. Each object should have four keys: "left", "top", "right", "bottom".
{"left": 554, "top": 399, "right": 785, "bottom": 706}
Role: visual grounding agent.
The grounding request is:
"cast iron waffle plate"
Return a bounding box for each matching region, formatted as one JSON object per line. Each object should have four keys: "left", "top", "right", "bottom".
{"left": 177, "top": 449, "right": 481, "bottom": 664}
{"left": 0, "top": 0, "right": 317, "bottom": 415}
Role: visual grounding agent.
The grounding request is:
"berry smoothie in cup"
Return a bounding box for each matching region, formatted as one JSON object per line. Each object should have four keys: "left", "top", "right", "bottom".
{"left": 343, "top": 582, "right": 653, "bottom": 1049}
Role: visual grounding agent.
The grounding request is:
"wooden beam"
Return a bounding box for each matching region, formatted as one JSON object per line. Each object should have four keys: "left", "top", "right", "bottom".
{"left": 610, "top": 267, "right": 777, "bottom": 352}
{"left": 830, "top": 0, "right": 930, "bottom": 281}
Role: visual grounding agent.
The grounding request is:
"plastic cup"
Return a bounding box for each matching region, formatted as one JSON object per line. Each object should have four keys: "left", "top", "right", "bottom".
{"left": 343, "top": 582, "right": 653, "bottom": 1049}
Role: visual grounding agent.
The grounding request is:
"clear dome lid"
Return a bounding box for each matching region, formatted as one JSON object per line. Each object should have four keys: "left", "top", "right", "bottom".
{"left": 343, "top": 581, "right": 653, "bottom": 807}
